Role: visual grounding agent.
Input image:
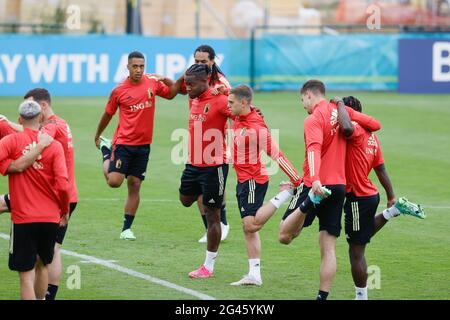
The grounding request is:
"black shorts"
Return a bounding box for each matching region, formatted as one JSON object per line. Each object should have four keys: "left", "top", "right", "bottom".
{"left": 9, "top": 222, "right": 59, "bottom": 272}
{"left": 179, "top": 164, "right": 229, "bottom": 209}
{"left": 344, "top": 193, "right": 380, "bottom": 245}
{"left": 236, "top": 180, "right": 269, "bottom": 218}
{"left": 282, "top": 184, "right": 346, "bottom": 237}
{"left": 4, "top": 193, "right": 11, "bottom": 211}
{"left": 55, "top": 202, "right": 78, "bottom": 245}
{"left": 109, "top": 144, "right": 151, "bottom": 181}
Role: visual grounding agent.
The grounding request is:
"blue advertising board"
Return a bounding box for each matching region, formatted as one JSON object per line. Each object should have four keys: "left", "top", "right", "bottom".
{"left": 399, "top": 39, "right": 450, "bottom": 93}
{"left": 0, "top": 35, "right": 233, "bottom": 96}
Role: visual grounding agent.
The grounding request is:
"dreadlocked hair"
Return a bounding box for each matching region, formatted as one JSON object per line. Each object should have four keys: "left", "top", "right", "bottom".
{"left": 194, "top": 45, "right": 225, "bottom": 86}
{"left": 343, "top": 96, "right": 363, "bottom": 112}
{"left": 185, "top": 63, "right": 211, "bottom": 80}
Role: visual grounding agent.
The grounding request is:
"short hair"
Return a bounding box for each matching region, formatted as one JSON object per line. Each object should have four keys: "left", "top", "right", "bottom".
{"left": 300, "top": 80, "right": 326, "bottom": 96}
{"left": 24, "top": 88, "right": 51, "bottom": 105}
{"left": 19, "top": 100, "right": 41, "bottom": 120}
{"left": 230, "top": 85, "right": 253, "bottom": 103}
{"left": 343, "top": 96, "right": 362, "bottom": 112}
{"left": 185, "top": 63, "right": 211, "bottom": 80}
{"left": 128, "top": 51, "right": 145, "bottom": 61}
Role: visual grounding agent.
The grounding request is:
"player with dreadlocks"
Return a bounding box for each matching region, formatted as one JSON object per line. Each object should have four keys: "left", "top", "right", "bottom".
{"left": 334, "top": 95, "right": 426, "bottom": 300}
{"left": 178, "top": 63, "right": 233, "bottom": 279}
{"left": 157, "top": 45, "right": 232, "bottom": 244}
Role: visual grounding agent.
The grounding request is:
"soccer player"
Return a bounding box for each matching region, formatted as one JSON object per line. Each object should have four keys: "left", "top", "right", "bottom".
{"left": 0, "top": 100, "right": 69, "bottom": 300}
{"left": 178, "top": 64, "right": 232, "bottom": 278}
{"left": 227, "top": 85, "right": 302, "bottom": 286}
{"left": 157, "top": 44, "right": 231, "bottom": 243}
{"left": 334, "top": 95, "right": 426, "bottom": 300}
{"left": 0, "top": 88, "right": 78, "bottom": 300}
{"left": 94, "top": 51, "right": 171, "bottom": 241}
{"left": 278, "top": 80, "right": 382, "bottom": 300}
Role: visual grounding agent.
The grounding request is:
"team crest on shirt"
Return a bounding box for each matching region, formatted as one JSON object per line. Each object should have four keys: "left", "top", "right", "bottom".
{"left": 116, "top": 159, "right": 122, "bottom": 169}
{"left": 203, "top": 103, "right": 211, "bottom": 114}
{"left": 147, "top": 88, "right": 154, "bottom": 99}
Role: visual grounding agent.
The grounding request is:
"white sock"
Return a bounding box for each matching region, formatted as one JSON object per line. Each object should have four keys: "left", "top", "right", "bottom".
{"left": 204, "top": 250, "right": 217, "bottom": 272}
{"left": 382, "top": 206, "right": 400, "bottom": 220}
{"left": 355, "top": 286, "right": 368, "bottom": 300}
{"left": 270, "top": 189, "right": 293, "bottom": 209}
{"left": 248, "top": 258, "right": 261, "bottom": 281}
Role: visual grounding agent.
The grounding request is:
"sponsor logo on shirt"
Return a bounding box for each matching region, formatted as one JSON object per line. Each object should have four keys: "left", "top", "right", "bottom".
{"left": 22, "top": 142, "right": 44, "bottom": 170}
{"left": 190, "top": 113, "right": 207, "bottom": 122}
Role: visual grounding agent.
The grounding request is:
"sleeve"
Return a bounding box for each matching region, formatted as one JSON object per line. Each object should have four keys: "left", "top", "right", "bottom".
{"left": 373, "top": 135, "right": 385, "bottom": 168}
{"left": 105, "top": 88, "right": 119, "bottom": 116}
{"left": 304, "top": 115, "right": 323, "bottom": 182}
{"left": 155, "top": 79, "right": 171, "bottom": 99}
{"left": 0, "top": 135, "right": 14, "bottom": 169}
{"left": 259, "top": 125, "right": 301, "bottom": 186}
{"left": 346, "top": 107, "right": 381, "bottom": 132}
{"left": 52, "top": 142, "right": 70, "bottom": 214}
{"left": 0, "top": 159, "right": 12, "bottom": 176}
{"left": 180, "top": 79, "right": 188, "bottom": 95}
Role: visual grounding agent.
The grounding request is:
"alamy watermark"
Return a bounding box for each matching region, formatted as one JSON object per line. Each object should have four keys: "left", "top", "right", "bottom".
{"left": 66, "top": 265, "right": 81, "bottom": 290}
{"left": 66, "top": 4, "right": 81, "bottom": 30}
{"left": 366, "top": 4, "right": 381, "bottom": 30}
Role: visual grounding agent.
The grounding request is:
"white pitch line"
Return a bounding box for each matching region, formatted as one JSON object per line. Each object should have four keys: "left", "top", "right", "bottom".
{"left": 0, "top": 233, "right": 215, "bottom": 300}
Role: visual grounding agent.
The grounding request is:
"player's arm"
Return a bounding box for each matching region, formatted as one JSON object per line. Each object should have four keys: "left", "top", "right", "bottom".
{"left": 346, "top": 107, "right": 381, "bottom": 132}
{"left": 52, "top": 142, "right": 70, "bottom": 223}
{"left": 151, "top": 74, "right": 184, "bottom": 99}
{"left": 94, "top": 112, "right": 113, "bottom": 149}
{"left": 95, "top": 90, "right": 117, "bottom": 148}
{"left": 6, "top": 132, "right": 53, "bottom": 174}
{"left": 260, "top": 126, "right": 301, "bottom": 187}
{"left": 333, "top": 98, "right": 354, "bottom": 137}
{"left": 305, "top": 116, "right": 324, "bottom": 195}
{"left": 0, "top": 115, "right": 23, "bottom": 132}
{"left": 374, "top": 164, "right": 396, "bottom": 207}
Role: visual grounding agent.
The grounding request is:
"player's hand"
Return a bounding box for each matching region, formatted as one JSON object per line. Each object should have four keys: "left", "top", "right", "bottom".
{"left": 147, "top": 73, "right": 166, "bottom": 81}
{"left": 211, "top": 87, "right": 220, "bottom": 95}
{"left": 312, "top": 180, "right": 324, "bottom": 197}
{"left": 95, "top": 135, "right": 100, "bottom": 149}
{"left": 330, "top": 97, "right": 344, "bottom": 105}
{"left": 387, "top": 198, "right": 396, "bottom": 208}
{"left": 37, "top": 132, "right": 54, "bottom": 148}
{"left": 59, "top": 213, "right": 70, "bottom": 227}
{"left": 211, "top": 84, "right": 226, "bottom": 95}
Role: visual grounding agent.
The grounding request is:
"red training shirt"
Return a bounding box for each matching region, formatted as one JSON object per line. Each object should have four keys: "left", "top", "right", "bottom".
{"left": 105, "top": 75, "right": 171, "bottom": 146}
{"left": 0, "top": 128, "right": 69, "bottom": 224}
{"left": 42, "top": 114, "right": 78, "bottom": 203}
{"left": 303, "top": 100, "right": 381, "bottom": 187}
{"left": 188, "top": 88, "right": 231, "bottom": 167}
{"left": 232, "top": 108, "right": 301, "bottom": 186}
{"left": 345, "top": 123, "right": 384, "bottom": 196}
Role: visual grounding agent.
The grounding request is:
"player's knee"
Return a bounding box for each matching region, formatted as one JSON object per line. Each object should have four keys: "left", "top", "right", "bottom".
{"left": 179, "top": 195, "right": 194, "bottom": 207}
{"left": 278, "top": 232, "right": 292, "bottom": 245}
{"left": 127, "top": 178, "right": 141, "bottom": 191}
{"left": 349, "top": 245, "right": 365, "bottom": 261}
{"left": 243, "top": 221, "right": 260, "bottom": 233}
{"left": 107, "top": 180, "right": 122, "bottom": 188}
